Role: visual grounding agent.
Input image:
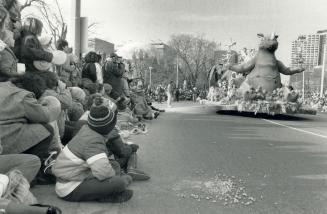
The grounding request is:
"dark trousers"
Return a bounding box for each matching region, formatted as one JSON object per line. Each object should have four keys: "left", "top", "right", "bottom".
{"left": 23, "top": 124, "right": 54, "bottom": 161}
{"left": 62, "top": 176, "right": 127, "bottom": 202}
{"left": 62, "top": 120, "right": 88, "bottom": 145}
{"left": 0, "top": 154, "right": 41, "bottom": 183}
{"left": 150, "top": 105, "right": 160, "bottom": 112}
{"left": 175, "top": 94, "right": 179, "bottom": 102}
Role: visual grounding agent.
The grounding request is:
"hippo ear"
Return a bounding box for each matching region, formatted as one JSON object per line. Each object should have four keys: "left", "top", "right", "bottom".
{"left": 257, "top": 33, "right": 264, "bottom": 38}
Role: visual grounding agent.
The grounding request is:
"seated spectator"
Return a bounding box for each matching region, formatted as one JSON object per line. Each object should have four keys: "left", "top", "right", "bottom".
{"left": 116, "top": 99, "right": 138, "bottom": 131}
{"left": 38, "top": 71, "right": 72, "bottom": 149}
{"left": 76, "top": 96, "right": 149, "bottom": 180}
{"left": 14, "top": 17, "right": 54, "bottom": 72}
{"left": 106, "top": 125, "right": 150, "bottom": 181}
{"left": 67, "top": 87, "right": 85, "bottom": 122}
{"left": 0, "top": 73, "right": 61, "bottom": 184}
{"left": 52, "top": 105, "right": 133, "bottom": 203}
{"left": 131, "top": 83, "right": 159, "bottom": 120}
{"left": 0, "top": 138, "right": 62, "bottom": 214}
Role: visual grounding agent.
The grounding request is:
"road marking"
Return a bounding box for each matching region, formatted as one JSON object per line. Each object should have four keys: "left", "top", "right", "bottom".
{"left": 178, "top": 118, "right": 236, "bottom": 122}
{"left": 262, "top": 119, "right": 327, "bottom": 140}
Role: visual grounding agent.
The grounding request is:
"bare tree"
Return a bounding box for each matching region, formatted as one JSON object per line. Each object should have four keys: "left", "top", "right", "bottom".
{"left": 20, "top": 0, "right": 40, "bottom": 12}
{"left": 20, "top": 0, "right": 67, "bottom": 43}
{"left": 169, "top": 34, "right": 217, "bottom": 86}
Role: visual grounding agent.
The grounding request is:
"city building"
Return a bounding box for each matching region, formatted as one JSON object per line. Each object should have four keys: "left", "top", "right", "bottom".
{"left": 88, "top": 38, "right": 115, "bottom": 60}
{"left": 290, "top": 30, "right": 327, "bottom": 94}
{"left": 214, "top": 50, "right": 238, "bottom": 64}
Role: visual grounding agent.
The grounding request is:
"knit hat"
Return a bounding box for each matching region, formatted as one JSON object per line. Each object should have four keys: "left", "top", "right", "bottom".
{"left": 88, "top": 105, "right": 116, "bottom": 135}
{"left": 69, "top": 87, "right": 86, "bottom": 103}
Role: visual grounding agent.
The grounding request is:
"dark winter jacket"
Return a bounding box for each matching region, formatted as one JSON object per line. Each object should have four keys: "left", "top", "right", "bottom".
{"left": 82, "top": 63, "right": 97, "bottom": 83}
{"left": 103, "top": 61, "right": 125, "bottom": 99}
{"left": 14, "top": 31, "right": 53, "bottom": 71}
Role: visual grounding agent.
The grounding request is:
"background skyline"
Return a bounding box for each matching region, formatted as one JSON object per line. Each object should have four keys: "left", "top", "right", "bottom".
{"left": 24, "top": 0, "right": 327, "bottom": 64}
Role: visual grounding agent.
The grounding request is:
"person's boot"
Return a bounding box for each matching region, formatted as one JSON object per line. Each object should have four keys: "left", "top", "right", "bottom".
{"left": 127, "top": 153, "right": 137, "bottom": 169}
{"left": 127, "top": 168, "right": 150, "bottom": 180}
{"left": 126, "top": 153, "right": 150, "bottom": 181}
{"left": 97, "top": 189, "right": 133, "bottom": 203}
{"left": 127, "top": 168, "right": 150, "bottom": 181}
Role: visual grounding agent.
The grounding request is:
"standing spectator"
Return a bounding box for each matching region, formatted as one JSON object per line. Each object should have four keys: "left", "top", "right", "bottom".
{"left": 0, "top": 7, "right": 19, "bottom": 81}
{"left": 1, "top": 0, "right": 22, "bottom": 40}
{"left": 103, "top": 54, "right": 126, "bottom": 100}
{"left": 121, "top": 71, "right": 130, "bottom": 102}
{"left": 56, "top": 39, "right": 78, "bottom": 87}
{"left": 192, "top": 86, "right": 198, "bottom": 102}
{"left": 82, "top": 51, "right": 103, "bottom": 85}
{"left": 166, "top": 81, "right": 173, "bottom": 107}
{"left": 175, "top": 88, "right": 180, "bottom": 102}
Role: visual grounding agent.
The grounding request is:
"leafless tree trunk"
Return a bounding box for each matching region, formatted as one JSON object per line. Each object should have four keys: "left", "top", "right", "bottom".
{"left": 20, "top": 0, "right": 67, "bottom": 43}
{"left": 169, "top": 34, "right": 217, "bottom": 86}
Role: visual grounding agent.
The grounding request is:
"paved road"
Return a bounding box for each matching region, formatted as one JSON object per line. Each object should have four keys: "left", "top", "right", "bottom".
{"left": 33, "top": 102, "right": 327, "bottom": 214}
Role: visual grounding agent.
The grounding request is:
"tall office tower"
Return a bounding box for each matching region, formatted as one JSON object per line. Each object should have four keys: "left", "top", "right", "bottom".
{"left": 290, "top": 31, "right": 327, "bottom": 93}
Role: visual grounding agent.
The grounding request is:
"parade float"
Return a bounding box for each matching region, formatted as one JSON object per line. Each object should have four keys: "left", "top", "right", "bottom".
{"left": 206, "top": 33, "right": 317, "bottom": 115}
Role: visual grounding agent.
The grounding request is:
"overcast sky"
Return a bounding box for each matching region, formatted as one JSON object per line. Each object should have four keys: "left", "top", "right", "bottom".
{"left": 22, "top": 0, "right": 327, "bottom": 64}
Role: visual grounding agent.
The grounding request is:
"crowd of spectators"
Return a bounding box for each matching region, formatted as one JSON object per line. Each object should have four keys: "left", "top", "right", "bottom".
{"left": 302, "top": 90, "right": 327, "bottom": 112}
{"left": 146, "top": 84, "right": 207, "bottom": 104}
{"left": 0, "top": 1, "right": 165, "bottom": 213}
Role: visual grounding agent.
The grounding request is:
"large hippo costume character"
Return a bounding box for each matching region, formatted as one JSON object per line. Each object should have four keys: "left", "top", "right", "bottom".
{"left": 228, "top": 33, "right": 304, "bottom": 94}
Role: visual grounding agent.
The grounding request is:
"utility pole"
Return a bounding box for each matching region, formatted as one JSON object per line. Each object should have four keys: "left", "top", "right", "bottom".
{"left": 176, "top": 55, "right": 179, "bottom": 88}
{"left": 320, "top": 43, "right": 326, "bottom": 97}
{"left": 298, "top": 35, "right": 306, "bottom": 100}
{"left": 71, "top": 0, "right": 81, "bottom": 57}
{"left": 149, "top": 67, "right": 152, "bottom": 86}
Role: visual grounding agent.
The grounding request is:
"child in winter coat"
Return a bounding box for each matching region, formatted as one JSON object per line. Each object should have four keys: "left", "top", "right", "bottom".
{"left": 116, "top": 100, "right": 138, "bottom": 131}
{"left": 67, "top": 87, "right": 85, "bottom": 121}
{"left": 52, "top": 104, "right": 133, "bottom": 202}
{"left": 38, "top": 72, "right": 72, "bottom": 150}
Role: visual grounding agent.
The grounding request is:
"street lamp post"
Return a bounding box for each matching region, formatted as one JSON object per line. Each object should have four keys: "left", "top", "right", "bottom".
{"left": 320, "top": 43, "right": 326, "bottom": 97}
{"left": 176, "top": 55, "right": 179, "bottom": 88}
{"left": 149, "top": 67, "right": 152, "bottom": 86}
{"left": 298, "top": 35, "right": 306, "bottom": 100}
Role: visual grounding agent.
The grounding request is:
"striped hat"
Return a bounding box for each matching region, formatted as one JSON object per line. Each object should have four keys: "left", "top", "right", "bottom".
{"left": 88, "top": 105, "right": 116, "bottom": 135}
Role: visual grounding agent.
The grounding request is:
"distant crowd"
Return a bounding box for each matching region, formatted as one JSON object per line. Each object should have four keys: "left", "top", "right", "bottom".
{"left": 302, "top": 91, "right": 327, "bottom": 112}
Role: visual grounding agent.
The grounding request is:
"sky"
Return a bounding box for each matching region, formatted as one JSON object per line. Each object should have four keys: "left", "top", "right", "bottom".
{"left": 21, "top": 0, "right": 327, "bottom": 64}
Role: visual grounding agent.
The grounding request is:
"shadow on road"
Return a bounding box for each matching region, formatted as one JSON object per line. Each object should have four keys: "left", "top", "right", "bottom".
{"left": 216, "top": 110, "right": 313, "bottom": 121}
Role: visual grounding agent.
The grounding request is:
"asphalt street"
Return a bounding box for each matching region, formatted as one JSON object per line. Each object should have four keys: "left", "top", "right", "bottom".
{"left": 33, "top": 102, "right": 327, "bottom": 214}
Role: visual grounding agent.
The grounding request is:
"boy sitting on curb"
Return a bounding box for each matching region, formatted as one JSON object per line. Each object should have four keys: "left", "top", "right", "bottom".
{"left": 52, "top": 104, "right": 133, "bottom": 203}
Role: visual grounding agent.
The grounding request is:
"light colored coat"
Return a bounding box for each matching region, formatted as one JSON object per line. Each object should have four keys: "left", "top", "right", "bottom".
{"left": 0, "top": 81, "right": 54, "bottom": 154}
